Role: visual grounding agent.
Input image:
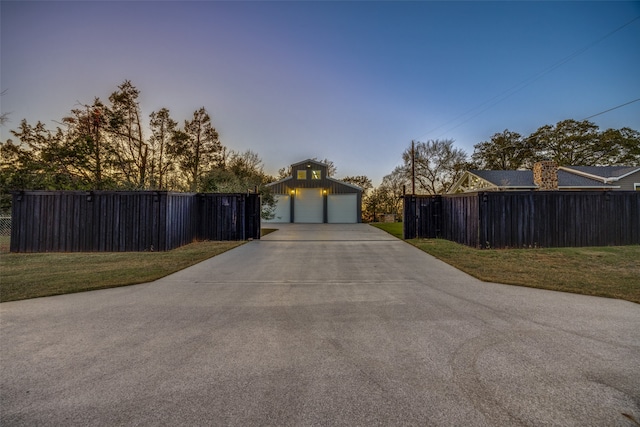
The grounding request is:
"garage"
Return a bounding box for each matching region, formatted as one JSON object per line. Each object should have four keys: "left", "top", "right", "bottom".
{"left": 328, "top": 194, "right": 358, "bottom": 223}
{"left": 294, "top": 188, "right": 323, "bottom": 223}
{"left": 265, "top": 159, "right": 362, "bottom": 224}
{"left": 270, "top": 194, "right": 290, "bottom": 223}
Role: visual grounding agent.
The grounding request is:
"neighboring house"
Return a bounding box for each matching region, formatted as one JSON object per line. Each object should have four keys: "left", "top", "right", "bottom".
{"left": 265, "top": 159, "right": 362, "bottom": 223}
{"left": 448, "top": 161, "right": 640, "bottom": 194}
{"left": 559, "top": 166, "right": 640, "bottom": 191}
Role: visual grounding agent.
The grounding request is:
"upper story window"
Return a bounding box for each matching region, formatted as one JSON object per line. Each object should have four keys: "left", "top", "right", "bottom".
{"left": 311, "top": 170, "right": 321, "bottom": 180}
{"left": 634, "top": 183, "right": 640, "bottom": 191}
{"left": 297, "top": 170, "right": 307, "bottom": 180}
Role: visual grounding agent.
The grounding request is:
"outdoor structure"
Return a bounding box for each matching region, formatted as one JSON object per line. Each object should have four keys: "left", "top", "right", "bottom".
{"left": 404, "top": 191, "right": 640, "bottom": 248}
{"left": 265, "top": 159, "right": 362, "bottom": 223}
{"left": 10, "top": 191, "right": 261, "bottom": 252}
{"left": 413, "top": 162, "right": 640, "bottom": 248}
{"left": 448, "top": 163, "right": 640, "bottom": 193}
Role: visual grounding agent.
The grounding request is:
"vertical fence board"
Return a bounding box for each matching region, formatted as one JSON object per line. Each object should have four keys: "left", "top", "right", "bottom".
{"left": 404, "top": 191, "right": 639, "bottom": 248}
{"left": 10, "top": 191, "right": 262, "bottom": 252}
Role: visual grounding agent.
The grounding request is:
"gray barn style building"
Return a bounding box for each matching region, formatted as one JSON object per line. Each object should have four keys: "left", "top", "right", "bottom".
{"left": 265, "top": 159, "right": 362, "bottom": 223}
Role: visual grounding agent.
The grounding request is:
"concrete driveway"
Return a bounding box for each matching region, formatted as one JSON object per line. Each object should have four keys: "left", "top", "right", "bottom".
{"left": 1, "top": 223, "right": 639, "bottom": 426}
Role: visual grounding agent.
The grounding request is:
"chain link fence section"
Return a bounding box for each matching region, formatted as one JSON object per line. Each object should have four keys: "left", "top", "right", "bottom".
{"left": 0, "top": 216, "right": 11, "bottom": 236}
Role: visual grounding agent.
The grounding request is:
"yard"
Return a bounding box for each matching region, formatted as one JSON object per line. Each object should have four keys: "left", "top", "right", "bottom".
{"left": 372, "top": 222, "right": 640, "bottom": 304}
{"left": 1, "top": 226, "right": 639, "bottom": 304}
{"left": 0, "top": 239, "right": 243, "bottom": 302}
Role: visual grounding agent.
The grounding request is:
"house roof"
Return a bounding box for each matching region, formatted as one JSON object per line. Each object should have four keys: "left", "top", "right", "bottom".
{"left": 265, "top": 159, "right": 362, "bottom": 192}
{"left": 560, "top": 165, "right": 640, "bottom": 182}
{"left": 556, "top": 170, "right": 617, "bottom": 188}
{"left": 459, "top": 169, "right": 617, "bottom": 191}
{"left": 290, "top": 158, "right": 329, "bottom": 168}
{"left": 470, "top": 170, "right": 535, "bottom": 188}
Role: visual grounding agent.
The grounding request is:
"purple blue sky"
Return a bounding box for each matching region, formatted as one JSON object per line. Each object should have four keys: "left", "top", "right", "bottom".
{"left": 2, "top": 1, "right": 639, "bottom": 184}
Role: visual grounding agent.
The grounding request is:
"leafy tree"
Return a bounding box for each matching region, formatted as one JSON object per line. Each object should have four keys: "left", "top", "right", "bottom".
{"left": 381, "top": 166, "right": 408, "bottom": 213}
{"left": 200, "top": 150, "right": 276, "bottom": 219}
{"left": 402, "top": 139, "right": 468, "bottom": 194}
{"left": 0, "top": 89, "right": 9, "bottom": 127}
{"left": 227, "top": 150, "right": 264, "bottom": 180}
{"left": 276, "top": 166, "right": 291, "bottom": 180}
{"left": 526, "top": 119, "right": 610, "bottom": 166}
{"left": 363, "top": 167, "right": 407, "bottom": 221}
{"left": 0, "top": 138, "right": 40, "bottom": 194}
{"left": 148, "top": 108, "right": 180, "bottom": 190}
{"left": 6, "top": 121, "right": 74, "bottom": 189}
{"left": 472, "top": 130, "right": 534, "bottom": 170}
{"left": 107, "top": 80, "right": 148, "bottom": 188}
{"left": 599, "top": 127, "right": 640, "bottom": 165}
{"left": 175, "top": 107, "right": 223, "bottom": 192}
{"left": 474, "top": 120, "right": 640, "bottom": 169}
{"left": 341, "top": 175, "right": 372, "bottom": 194}
{"left": 62, "top": 99, "right": 115, "bottom": 189}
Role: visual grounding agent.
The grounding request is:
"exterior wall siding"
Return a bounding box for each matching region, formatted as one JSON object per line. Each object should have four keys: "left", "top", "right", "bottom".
{"left": 268, "top": 179, "right": 361, "bottom": 195}
{"left": 617, "top": 173, "right": 640, "bottom": 191}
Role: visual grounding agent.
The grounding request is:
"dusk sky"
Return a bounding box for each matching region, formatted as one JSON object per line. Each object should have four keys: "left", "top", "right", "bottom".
{"left": 2, "top": 1, "right": 639, "bottom": 185}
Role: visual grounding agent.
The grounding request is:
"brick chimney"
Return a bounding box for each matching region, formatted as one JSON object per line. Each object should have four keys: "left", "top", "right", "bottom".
{"left": 533, "top": 160, "right": 559, "bottom": 190}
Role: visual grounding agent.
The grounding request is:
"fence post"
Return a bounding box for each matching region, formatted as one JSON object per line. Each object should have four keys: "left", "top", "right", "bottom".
{"left": 478, "top": 192, "right": 487, "bottom": 248}
{"left": 403, "top": 195, "right": 416, "bottom": 239}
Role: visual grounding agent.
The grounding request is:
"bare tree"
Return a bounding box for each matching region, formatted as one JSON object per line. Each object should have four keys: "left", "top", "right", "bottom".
{"left": 341, "top": 175, "right": 372, "bottom": 195}
{"left": 402, "top": 139, "right": 468, "bottom": 194}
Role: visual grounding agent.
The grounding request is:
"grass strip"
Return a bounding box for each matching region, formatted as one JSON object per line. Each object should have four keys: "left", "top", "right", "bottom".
{"left": 0, "top": 241, "right": 243, "bottom": 302}
{"left": 371, "top": 223, "right": 640, "bottom": 304}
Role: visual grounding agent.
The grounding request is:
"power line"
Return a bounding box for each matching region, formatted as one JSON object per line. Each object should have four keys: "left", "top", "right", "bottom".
{"left": 582, "top": 98, "right": 640, "bottom": 120}
{"left": 415, "top": 15, "right": 640, "bottom": 141}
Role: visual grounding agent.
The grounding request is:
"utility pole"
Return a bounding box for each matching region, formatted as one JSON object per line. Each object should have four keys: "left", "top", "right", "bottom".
{"left": 411, "top": 140, "right": 416, "bottom": 195}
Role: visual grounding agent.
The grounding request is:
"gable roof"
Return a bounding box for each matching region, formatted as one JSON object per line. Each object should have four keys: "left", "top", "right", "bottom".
{"left": 560, "top": 166, "right": 640, "bottom": 183}
{"left": 290, "top": 159, "right": 329, "bottom": 169}
{"left": 449, "top": 169, "right": 617, "bottom": 193}
{"left": 556, "top": 170, "right": 617, "bottom": 188}
{"left": 265, "top": 159, "right": 362, "bottom": 193}
{"left": 471, "top": 170, "right": 536, "bottom": 188}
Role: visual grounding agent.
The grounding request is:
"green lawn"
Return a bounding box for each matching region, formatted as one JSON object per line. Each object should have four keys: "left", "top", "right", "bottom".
{"left": 0, "top": 241, "right": 243, "bottom": 302}
{"left": 371, "top": 222, "right": 640, "bottom": 304}
{"left": 371, "top": 222, "right": 403, "bottom": 239}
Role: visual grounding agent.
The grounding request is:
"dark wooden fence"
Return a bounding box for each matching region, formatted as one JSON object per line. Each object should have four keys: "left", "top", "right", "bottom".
{"left": 404, "top": 191, "right": 640, "bottom": 248}
{"left": 10, "top": 191, "right": 261, "bottom": 252}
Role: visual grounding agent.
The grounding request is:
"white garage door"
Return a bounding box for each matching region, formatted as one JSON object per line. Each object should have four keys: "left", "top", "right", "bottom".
{"left": 294, "top": 188, "right": 323, "bottom": 223}
{"left": 264, "top": 194, "right": 290, "bottom": 223}
{"left": 328, "top": 194, "right": 358, "bottom": 223}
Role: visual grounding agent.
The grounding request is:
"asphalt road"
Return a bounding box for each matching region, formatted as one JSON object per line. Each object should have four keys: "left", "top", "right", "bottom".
{"left": 1, "top": 224, "right": 639, "bottom": 426}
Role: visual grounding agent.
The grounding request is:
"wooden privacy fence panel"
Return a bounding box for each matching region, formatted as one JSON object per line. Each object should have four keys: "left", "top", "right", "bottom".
{"left": 403, "top": 195, "right": 442, "bottom": 240}
{"left": 404, "top": 191, "right": 640, "bottom": 248}
{"left": 10, "top": 191, "right": 261, "bottom": 252}
{"left": 441, "top": 194, "right": 479, "bottom": 247}
{"left": 196, "top": 193, "right": 261, "bottom": 241}
{"left": 165, "top": 193, "right": 198, "bottom": 250}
